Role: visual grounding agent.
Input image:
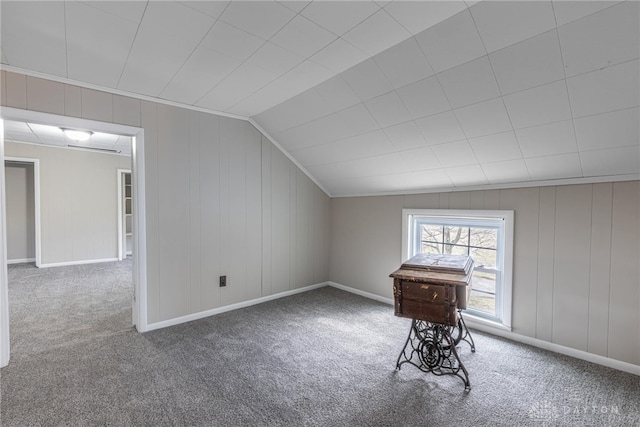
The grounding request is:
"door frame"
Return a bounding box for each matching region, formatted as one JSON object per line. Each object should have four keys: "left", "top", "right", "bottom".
{"left": 4, "top": 157, "right": 41, "bottom": 267}
{"left": 117, "top": 168, "right": 132, "bottom": 261}
{"left": 0, "top": 107, "right": 149, "bottom": 368}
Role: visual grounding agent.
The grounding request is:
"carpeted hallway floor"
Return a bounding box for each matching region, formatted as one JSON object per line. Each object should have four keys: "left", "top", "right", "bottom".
{"left": 1, "top": 260, "right": 638, "bottom": 426}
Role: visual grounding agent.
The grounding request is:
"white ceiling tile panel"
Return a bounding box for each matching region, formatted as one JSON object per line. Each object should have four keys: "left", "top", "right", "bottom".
{"left": 337, "top": 103, "right": 381, "bottom": 136}
{"left": 160, "top": 47, "right": 241, "bottom": 105}
{"left": 270, "top": 15, "right": 337, "bottom": 58}
{"left": 374, "top": 37, "right": 434, "bottom": 89}
{"left": 310, "top": 38, "right": 370, "bottom": 73}
{"left": 301, "top": 1, "right": 379, "bottom": 36}
{"left": 468, "top": 131, "right": 522, "bottom": 163}
{"left": 383, "top": 121, "right": 429, "bottom": 151}
{"left": 454, "top": 98, "right": 512, "bottom": 138}
{"left": 246, "top": 42, "right": 304, "bottom": 75}
{"left": 277, "top": 1, "right": 311, "bottom": 14}
{"left": 567, "top": 59, "right": 640, "bottom": 118}
{"left": 573, "top": 107, "right": 640, "bottom": 152}
{"left": 312, "top": 153, "right": 408, "bottom": 181}
{"left": 431, "top": 140, "right": 478, "bottom": 167}
{"left": 256, "top": 89, "right": 335, "bottom": 133}
{"left": 292, "top": 130, "right": 394, "bottom": 166}
{"left": 341, "top": 9, "right": 412, "bottom": 56}
{"left": 65, "top": 2, "right": 139, "bottom": 88}
{"left": 196, "top": 62, "right": 278, "bottom": 111}
{"left": 525, "top": 153, "right": 583, "bottom": 180}
{"left": 471, "top": 0, "right": 556, "bottom": 53}
{"left": 229, "top": 78, "right": 308, "bottom": 117}
{"left": 503, "top": 80, "right": 572, "bottom": 129}
{"left": 118, "top": 2, "right": 215, "bottom": 96}
{"left": 558, "top": 1, "right": 639, "bottom": 77}
{"left": 399, "top": 146, "right": 441, "bottom": 171}
{"left": 28, "top": 123, "right": 67, "bottom": 145}
{"left": 580, "top": 145, "right": 640, "bottom": 177}
{"left": 364, "top": 91, "right": 411, "bottom": 128}
{"left": 0, "top": 1, "right": 67, "bottom": 77}
{"left": 180, "top": 1, "right": 229, "bottom": 19}
{"left": 200, "top": 21, "right": 265, "bottom": 63}
{"left": 416, "top": 111, "right": 467, "bottom": 145}
{"left": 313, "top": 76, "right": 362, "bottom": 112}
{"left": 551, "top": 1, "right": 619, "bottom": 26}
{"left": 384, "top": 1, "right": 467, "bottom": 35}
{"left": 81, "top": 1, "right": 148, "bottom": 24}
{"left": 489, "top": 29, "right": 564, "bottom": 95}
{"left": 341, "top": 58, "right": 393, "bottom": 101}
{"left": 396, "top": 76, "right": 451, "bottom": 119}
{"left": 481, "top": 159, "right": 531, "bottom": 184}
{"left": 219, "top": 1, "right": 295, "bottom": 40}
{"left": 515, "top": 120, "right": 578, "bottom": 158}
{"left": 437, "top": 56, "right": 500, "bottom": 109}
{"left": 415, "top": 9, "right": 486, "bottom": 73}
{"left": 277, "top": 114, "right": 353, "bottom": 151}
{"left": 446, "top": 164, "right": 488, "bottom": 186}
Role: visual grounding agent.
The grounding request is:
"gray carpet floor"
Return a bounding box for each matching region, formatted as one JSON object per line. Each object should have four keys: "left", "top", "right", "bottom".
{"left": 1, "top": 261, "right": 638, "bottom": 426}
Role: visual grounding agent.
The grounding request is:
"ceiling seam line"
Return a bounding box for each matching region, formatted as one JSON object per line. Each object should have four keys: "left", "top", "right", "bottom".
{"left": 115, "top": 1, "right": 149, "bottom": 89}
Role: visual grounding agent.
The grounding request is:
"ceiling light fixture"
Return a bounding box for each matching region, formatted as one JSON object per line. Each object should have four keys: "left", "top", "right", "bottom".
{"left": 61, "top": 128, "right": 93, "bottom": 142}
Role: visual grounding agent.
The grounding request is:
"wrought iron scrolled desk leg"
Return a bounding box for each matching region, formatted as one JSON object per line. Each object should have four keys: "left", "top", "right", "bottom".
{"left": 458, "top": 311, "right": 476, "bottom": 353}
{"left": 395, "top": 319, "right": 471, "bottom": 391}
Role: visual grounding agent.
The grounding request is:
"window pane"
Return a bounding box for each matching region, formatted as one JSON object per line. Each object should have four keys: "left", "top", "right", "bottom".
{"left": 443, "top": 226, "right": 468, "bottom": 246}
{"left": 420, "top": 224, "right": 442, "bottom": 244}
{"left": 470, "top": 248, "right": 497, "bottom": 269}
{"left": 421, "top": 243, "right": 442, "bottom": 255}
{"left": 469, "top": 271, "right": 496, "bottom": 315}
{"left": 444, "top": 244, "right": 469, "bottom": 256}
{"left": 469, "top": 227, "right": 497, "bottom": 249}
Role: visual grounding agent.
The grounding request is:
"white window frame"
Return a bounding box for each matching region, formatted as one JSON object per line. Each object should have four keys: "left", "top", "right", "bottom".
{"left": 402, "top": 208, "right": 514, "bottom": 330}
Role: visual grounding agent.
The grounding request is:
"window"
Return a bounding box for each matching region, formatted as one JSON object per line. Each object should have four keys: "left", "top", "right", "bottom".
{"left": 402, "top": 209, "right": 514, "bottom": 329}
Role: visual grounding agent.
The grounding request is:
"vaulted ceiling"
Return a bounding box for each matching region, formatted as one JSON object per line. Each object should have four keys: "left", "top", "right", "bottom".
{"left": 2, "top": 1, "right": 639, "bottom": 196}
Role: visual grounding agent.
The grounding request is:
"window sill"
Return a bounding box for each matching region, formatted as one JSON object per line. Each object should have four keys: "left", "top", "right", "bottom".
{"left": 462, "top": 312, "right": 512, "bottom": 332}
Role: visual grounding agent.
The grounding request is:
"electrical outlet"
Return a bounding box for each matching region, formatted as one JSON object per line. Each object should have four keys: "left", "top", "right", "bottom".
{"left": 219, "top": 275, "right": 226, "bottom": 287}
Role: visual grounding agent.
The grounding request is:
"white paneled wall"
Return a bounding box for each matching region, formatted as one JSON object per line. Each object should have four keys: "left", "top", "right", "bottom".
{"left": 4, "top": 141, "right": 130, "bottom": 265}
{"left": 2, "top": 71, "right": 331, "bottom": 325}
{"left": 330, "top": 182, "right": 640, "bottom": 366}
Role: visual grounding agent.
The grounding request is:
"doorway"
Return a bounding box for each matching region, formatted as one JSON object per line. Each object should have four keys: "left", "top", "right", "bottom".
{"left": 4, "top": 160, "right": 38, "bottom": 266}
{"left": 0, "top": 107, "right": 149, "bottom": 368}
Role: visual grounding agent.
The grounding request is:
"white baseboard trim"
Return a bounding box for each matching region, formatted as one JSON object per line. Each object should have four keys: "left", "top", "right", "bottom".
{"left": 7, "top": 258, "right": 36, "bottom": 265}
{"left": 38, "top": 258, "right": 119, "bottom": 268}
{"left": 327, "top": 281, "right": 395, "bottom": 305}
{"left": 328, "top": 281, "right": 640, "bottom": 376}
{"left": 145, "top": 282, "right": 329, "bottom": 332}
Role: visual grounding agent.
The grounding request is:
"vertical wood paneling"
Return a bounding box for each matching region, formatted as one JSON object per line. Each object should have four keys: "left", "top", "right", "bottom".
{"left": 188, "top": 112, "right": 202, "bottom": 313}
{"left": 271, "top": 149, "right": 290, "bottom": 294}
{"left": 141, "top": 100, "right": 160, "bottom": 323}
{"left": 588, "top": 183, "right": 613, "bottom": 356}
{"left": 199, "top": 113, "right": 221, "bottom": 310}
{"left": 26, "top": 76, "right": 64, "bottom": 115}
{"left": 439, "top": 193, "right": 450, "bottom": 208}
{"left": 156, "top": 105, "right": 190, "bottom": 320}
{"left": 296, "top": 171, "right": 310, "bottom": 288}
{"left": 81, "top": 88, "right": 113, "bottom": 122}
{"left": 449, "top": 191, "right": 470, "bottom": 209}
{"left": 225, "top": 119, "right": 248, "bottom": 305}
{"left": 404, "top": 192, "right": 439, "bottom": 208}
{"left": 608, "top": 181, "right": 640, "bottom": 365}
{"left": 261, "top": 138, "right": 272, "bottom": 296}
{"left": 552, "top": 185, "right": 592, "bottom": 351}
{"left": 5, "top": 72, "right": 26, "bottom": 109}
{"left": 70, "top": 151, "right": 90, "bottom": 259}
{"left": 469, "top": 191, "right": 485, "bottom": 209}
{"left": 113, "top": 95, "right": 141, "bottom": 127}
{"left": 218, "top": 119, "right": 230, "bottom": 304}
{"left": 245, "top": 124, "right": 262, "bottom": 300}
{"left": 1, "top": 71, "right": 6, "bottom": 106}
{"left": 483, "top": 190, "right": 500, "bottom": 208}
{"left": 500, "top": 188, "right": 539, "bottom": 337}
{"left": 64, "top": 85, "right": 82, "bottom": 118}
{"left": 536, "top": 186, "right": 556, "bottom": 341}
{"left": 289, "top": 163, "right": 298, "bottom": 290}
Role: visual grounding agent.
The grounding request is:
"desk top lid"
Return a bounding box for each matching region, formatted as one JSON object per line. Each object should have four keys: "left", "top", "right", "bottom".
{"left": 401, "top": 253, "right": 473, "bottom": 275}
